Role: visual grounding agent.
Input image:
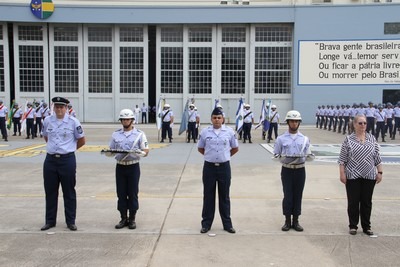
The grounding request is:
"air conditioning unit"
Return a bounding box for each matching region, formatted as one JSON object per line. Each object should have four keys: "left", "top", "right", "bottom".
{"left": 312, "top": 0, "right": 332, "bottom": 3}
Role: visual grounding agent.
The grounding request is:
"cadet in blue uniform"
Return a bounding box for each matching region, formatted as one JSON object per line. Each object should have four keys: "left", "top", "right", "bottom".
{"left": 107, "top": 109, "right": 149, "bottom": 229}
{"left": 40, "top": 97, "right": 86, "bottom": 231}
{"left": 0, "top": 99, "right": 9, "bottom": 141}
{"left": 160, "top": 103, "right": 174, "bottom": 143}
{"left": 12, "top": 103, "right": 24, "bottom": 136}
{"left": 197, "top": 107, "right": 239, "bottom": 234}
{"left": 187, "top": 103, "right": 199, "bottom": 143}
{"left": 273, "top": 110, "right": 314, "bottom": 232}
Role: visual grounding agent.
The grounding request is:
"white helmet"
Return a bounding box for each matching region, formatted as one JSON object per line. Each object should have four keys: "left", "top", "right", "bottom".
{"left": 164, "top": 103, "right": 170, "bottom": 108}
{"left": 271, "top": 104, "right": 277, "bottom": 109}
{"left": 244, "top": 103, "right": 250, "bottom": 108}
{"left": 119, "top": 109, "right": 135, "bottom": 120}
{"left": 285, "top": 110, "right": 302, "bottom": 122}
{"left": 217, "top": 104, "right": 223, "bottom": 109}
{"left": 189, "top": 103, "right": 195, "bottom": 107}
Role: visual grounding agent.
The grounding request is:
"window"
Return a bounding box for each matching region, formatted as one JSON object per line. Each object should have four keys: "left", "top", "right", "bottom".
{"left": 19, "top": 46, "right": 44, "bottom": 92}
{"left": 120, "top": 47, "right": 144, "bottom": 93}
{"left": 161, "top": 26, "right": 183, "bottom": 42}
{"left": 222, "top": 26, "right": 246, "bottom": 42}
{"left": 189, "top": 47, "right": 212, "bottom": 94}
{"left": 54, "top": 46, "right": 79, "bottom": 93}
{"left": 189, "top": 27, "right": 212, "bottom": 42}
{"left": 18, "top": 25, "right": 43, "bottom": 41}
{"left": 254, "top": 25, "right": 292, "bottom": 94}
{"left": 88, "top": 26, "right": 112, "bottom": 42}
{"left": 120, "top": 26, "right": 144, "bottom": 42}
{"left": 0, "top": 45, "right": 4, "bottom": 92}
{"left": 54, "top": 26, "right": 78, "bottom": 41}
{"left": 221, "top": 47, "right": 246, "bottom": 94}
{"left": 384, "top": 23, "right": 400, "bottom": 34}
{"left": 88, "top": 47, "right": 112, "bottom": 93}
{"left": 161, "top": 47, "right": 183, "bottom": 94}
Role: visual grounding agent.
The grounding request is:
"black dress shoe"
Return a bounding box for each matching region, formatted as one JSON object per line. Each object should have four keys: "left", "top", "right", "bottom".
{"left": 200, "top": 227, "right": 210, "bottom": 234}
{"left": 128, "top": 220, "right": 136, "bottom": 229}
{"left": 281, "top": 222, "right": 291, "bottom": 231}
{"left": 67, "top": 224, "right": 77, "bottom": 231}
{"left": 115, "top": 218, "right": 128, "bottom": 229}
{"left": 292, "top": 222, "right": 304, "bottom": 232}
{"left": 41, "top": 224, "right": 55, "bottom": 231}
{"left": 363, "top": 229, "right": 374, "bottom": 236}
{"left": 224, "top": 227, "right": 236, "bottom": 234}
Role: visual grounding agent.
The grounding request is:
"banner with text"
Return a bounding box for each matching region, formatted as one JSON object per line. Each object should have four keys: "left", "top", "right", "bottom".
{"left": 298, "top": 39, "right": 400, "bottom": 85}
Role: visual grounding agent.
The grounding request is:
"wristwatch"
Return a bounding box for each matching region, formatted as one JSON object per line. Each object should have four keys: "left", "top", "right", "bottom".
{"left": 378, "top": 172, "right": 383, "bottom": 174}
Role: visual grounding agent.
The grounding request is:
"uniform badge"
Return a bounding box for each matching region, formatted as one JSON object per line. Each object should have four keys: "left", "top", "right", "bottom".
{"left": 76, "top": 126, "right": 83, "bottom": 134}
{"left": 30, "top": 0, "right": 55, "bottom": 20}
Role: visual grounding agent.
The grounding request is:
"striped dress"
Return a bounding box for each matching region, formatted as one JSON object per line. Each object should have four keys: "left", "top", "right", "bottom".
{"left": 338, "top": 133, "right": 381, "bottom": 180}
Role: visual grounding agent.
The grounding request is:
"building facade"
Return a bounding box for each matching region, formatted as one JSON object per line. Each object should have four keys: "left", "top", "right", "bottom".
{"left": 0, "top": 0, "right": 399, "bottom": 123}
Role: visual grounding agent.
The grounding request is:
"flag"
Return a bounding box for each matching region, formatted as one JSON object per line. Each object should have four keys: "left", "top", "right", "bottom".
{"left": 255, "top": 99, "right": 266, "bottom": 130}
{"left": 6, "top": 100, "right": 15, "bottom": 130}
{"left": 214, "top": 99, "right": 219, "bottom": 109}
{"left": 263, "top": 99, "right": 272, "bottom": 131}
{"left": 156, "top": 97, "right": 165, "bottom": 130}
{"left": 20, "top": 100, "right": 29, "bottom": 134}
{"left": 235, "top": 98, "right": 244, "bottom": 134}
{"left": 30, "top": 0, "right": 54, "bottom": 20}
{"left": 179, "top": 99, "right": 190, "bottom": 135}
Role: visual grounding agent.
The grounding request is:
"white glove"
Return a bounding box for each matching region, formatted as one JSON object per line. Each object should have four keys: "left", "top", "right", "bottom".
{"left": 306, "top": 154, "right": 315, "bottom": 162}
{"left": 170, "top": 123, "right": 174, "bottom": 128}
{"left": 34, "top": 121, "right": 36, "bottom": 125}
{"left": 272, "top": 154, "right": 281, "bottom": 161}
{"left": 196, "top": 124, "right": 199, "bottom": 129}
{"left": 134, "top": 149, "right": 147, "bottom": 157}
{"left": 105, "top": 152, "right": 114, "bottom": 157}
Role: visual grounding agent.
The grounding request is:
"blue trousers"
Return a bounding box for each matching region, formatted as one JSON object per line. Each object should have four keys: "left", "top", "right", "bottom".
{"left": 115, "top": 163, "right": 140, "bottom": 214}
{"left": 43, "top": 153, "right": 77, "bottom": 225}
{"left": 281, "top": 167, "right": 306, "bottom": 216}
{"left": 201, "top": 161, "right": 232, "bottom": 229}
{"left": 187, "top": 121, "right": 197, "bottom": 141}
{"left": 161, "top": 121, "right": 172, "bottom": 140}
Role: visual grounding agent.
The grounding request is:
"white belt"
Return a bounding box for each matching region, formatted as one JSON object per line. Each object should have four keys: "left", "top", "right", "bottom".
{"left": 282, "top": 163, "right": 305, "bottom": 169}
{"left": 117, "top": 160, "right": 139, "bottom": 165}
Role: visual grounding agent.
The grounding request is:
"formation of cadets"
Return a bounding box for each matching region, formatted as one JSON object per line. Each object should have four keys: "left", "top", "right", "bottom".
{"left": 316, "top": 101, "right": 400, "bottom": 142}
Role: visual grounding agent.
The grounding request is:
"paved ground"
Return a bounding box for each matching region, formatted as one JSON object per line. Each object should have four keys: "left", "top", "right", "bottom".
{"left": 0, "top": 123, "right": 399, "bottom": 267}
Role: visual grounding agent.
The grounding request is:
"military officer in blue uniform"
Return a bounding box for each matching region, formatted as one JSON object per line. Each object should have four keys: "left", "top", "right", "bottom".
{"left": 273, "top": 110, "right": 314, "bottom": 232}
{"left": 40, "top": 97, "right": 86, "bottom": 231}
{"left": 197, "top": 107, "right": 239, "bottom": 234}
{"left": 107, "top": 109, "right": 149, "bottom": 229}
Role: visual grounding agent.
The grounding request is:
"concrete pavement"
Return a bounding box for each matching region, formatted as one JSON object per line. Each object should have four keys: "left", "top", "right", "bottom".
{"left": 0, "top": 123, "right": 399, "bottom": 267}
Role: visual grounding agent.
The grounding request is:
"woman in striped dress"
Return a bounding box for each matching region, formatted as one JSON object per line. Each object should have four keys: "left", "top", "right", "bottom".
{"left": 338, "top": 114, "right": 383, "bottom": 236}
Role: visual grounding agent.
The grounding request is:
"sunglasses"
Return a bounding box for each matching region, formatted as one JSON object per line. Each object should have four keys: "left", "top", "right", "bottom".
{"left": 358, "top": 122, "right": 367, "bottom": 125}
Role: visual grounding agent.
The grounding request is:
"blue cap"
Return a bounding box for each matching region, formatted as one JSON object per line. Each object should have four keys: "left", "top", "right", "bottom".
{"left": 52, "top": 97, "right": 69, "bottom": 105}
{"left": 211, "top": 107, "right": 223, "bottom": 116}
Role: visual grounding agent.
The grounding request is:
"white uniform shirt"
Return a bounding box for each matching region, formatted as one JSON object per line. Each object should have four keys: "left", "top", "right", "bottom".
{"left": 109, "top": 128, "right": 148, "bottom": 162}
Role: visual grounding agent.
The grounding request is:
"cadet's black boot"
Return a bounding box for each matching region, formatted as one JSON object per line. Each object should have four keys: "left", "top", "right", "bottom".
{"left": 128, "top": 211, "right": 136, "bottom": 229}
{"left": 292, "top": 216, "right": 304, "bottom": 232}
{"left": 115, "top": 212, "right": 128, "bottom": 229}
{"left": 249, "top": 138, "right": 252, "bottom": 143}
{"left": 281, "top": 215, "right": 291, "bottom": 231}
